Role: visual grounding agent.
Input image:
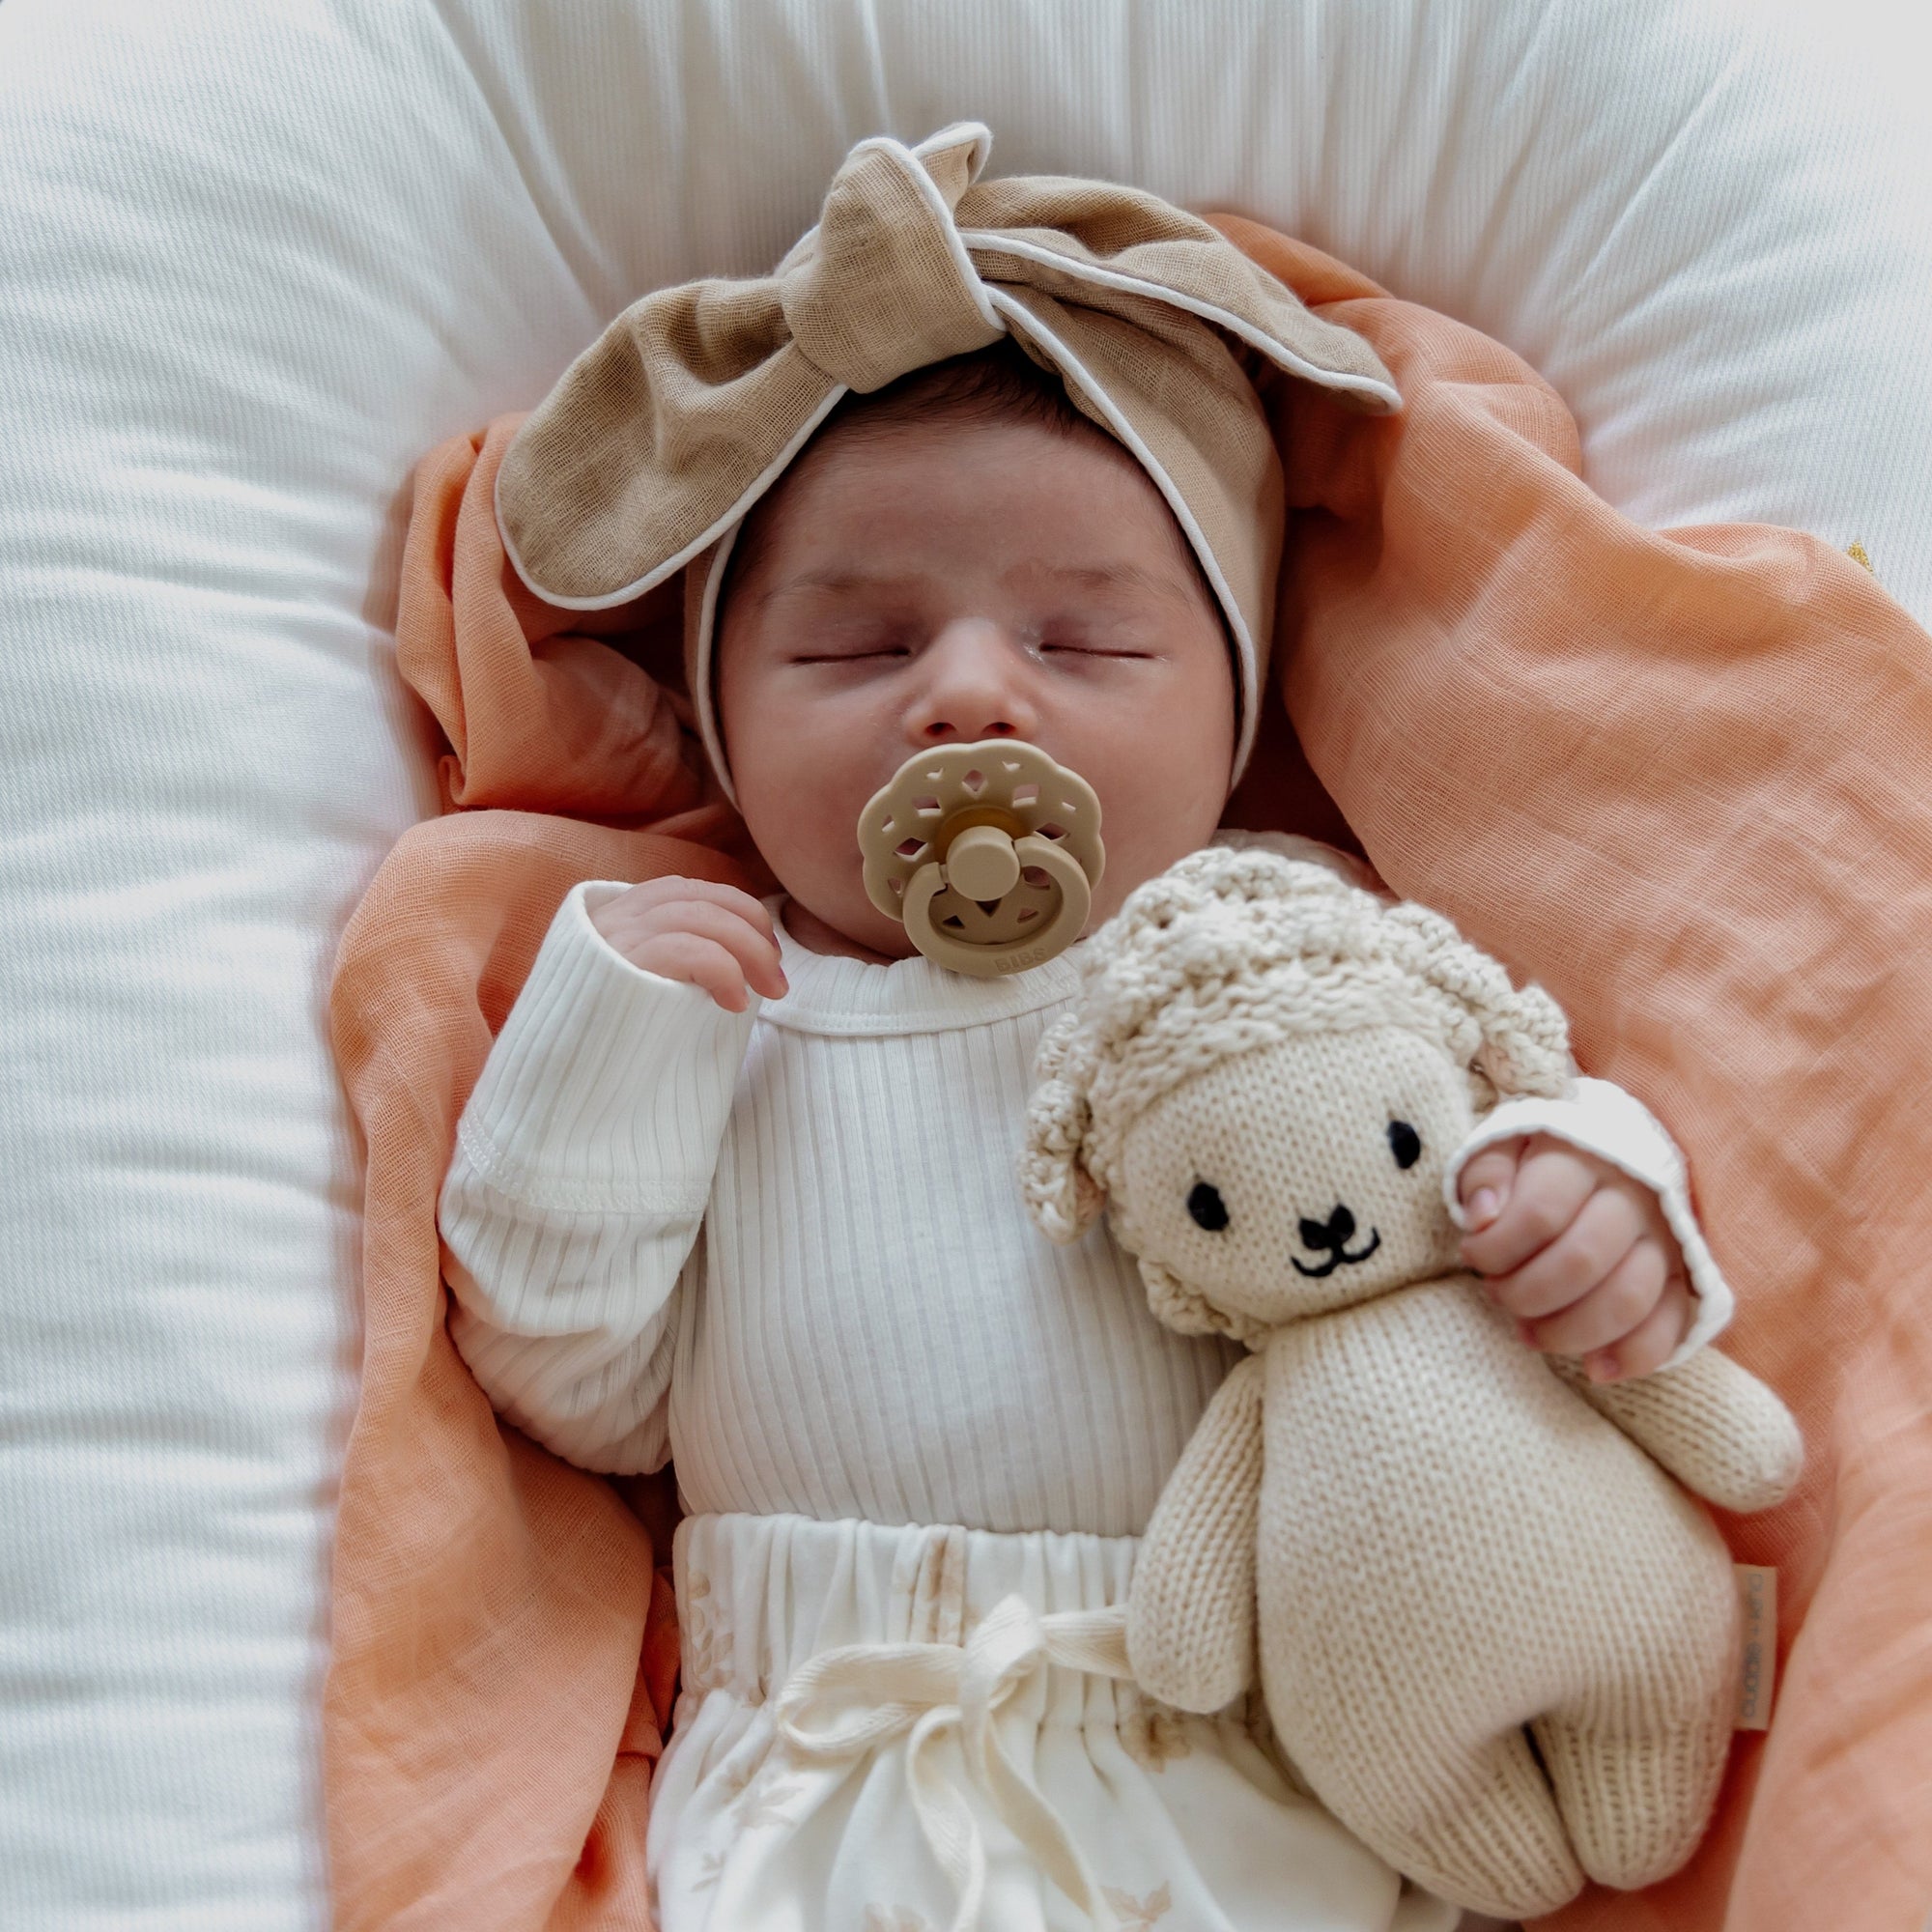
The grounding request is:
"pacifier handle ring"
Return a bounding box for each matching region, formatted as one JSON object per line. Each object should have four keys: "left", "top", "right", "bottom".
{"left": 857, "top": 739, "right": 1104, "bottom": 977}
{"left": 901, "top": 835, "right": 1092, "bottom": 979}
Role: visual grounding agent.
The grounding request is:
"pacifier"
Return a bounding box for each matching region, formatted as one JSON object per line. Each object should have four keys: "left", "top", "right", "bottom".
{"left": 857, "top": 741, "right": 1105, "bottom": 977}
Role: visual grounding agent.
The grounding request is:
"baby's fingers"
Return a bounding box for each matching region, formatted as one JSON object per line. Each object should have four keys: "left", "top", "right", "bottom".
{"left": 1520, "top": 1234, "right": 1667, "bottom": 1358}
{"left": 1459, "top": 1139, "right": 1598, "bottom": 1278}
{"left": 603, "top": 874, "right": 779, "bottom": 943}
{"left": 635, "top": 899, "right": 787, "bottom": 999}
{"left": 663, "top": 899, "right": 786, "bottom": 999}
{"left": 1484, "top": 1183, "right": 1648, "bottom": 1321}
{"left": 1579, "top": 1272, "right": 1692, "bottom": 1382}
{"left": 632, "top": 932, "right": 757, "bottom": 1012}
{"left": 1456, "top": 1140, "right": 1523, "bottom": 1232}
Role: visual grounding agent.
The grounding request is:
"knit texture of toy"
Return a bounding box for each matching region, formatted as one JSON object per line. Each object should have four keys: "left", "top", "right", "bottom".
{"left": 1019, "top": 847, "right": 1804, "bottom": 1918}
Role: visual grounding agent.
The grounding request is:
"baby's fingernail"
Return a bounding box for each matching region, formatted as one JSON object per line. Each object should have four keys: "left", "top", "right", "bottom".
{"left": 1586, "top": 1350, "right": 1621, "bottom": 1383}
{"left": 1467, "top": 1187, "right": 1500, "bottom": 1228}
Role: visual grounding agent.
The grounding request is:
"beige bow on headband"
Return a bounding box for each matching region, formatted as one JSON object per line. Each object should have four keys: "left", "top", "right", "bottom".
{"left": 496, "top": 122, "right": 1400, "bottom": 789}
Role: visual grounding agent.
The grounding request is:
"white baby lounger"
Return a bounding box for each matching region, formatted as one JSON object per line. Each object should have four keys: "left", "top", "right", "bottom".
{"left": 1, "top": 0, "right": 1928, "bottom": 1925}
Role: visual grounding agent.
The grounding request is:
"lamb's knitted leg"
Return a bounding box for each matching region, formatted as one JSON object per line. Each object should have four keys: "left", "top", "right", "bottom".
{"left": 1531, "top": 1701, "right": 1732, "bottom": 1889}
{"left": 1328, "top": 1727, "right": 1584, "bottom": 1920}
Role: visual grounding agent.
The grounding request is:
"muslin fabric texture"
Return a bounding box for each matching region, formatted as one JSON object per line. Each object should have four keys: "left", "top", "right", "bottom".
{"left": 324, "top": 228, "right": 1932, "bottom": 1932}
{"left": 494, "top": 123, "right": 1400, "bottom": 793}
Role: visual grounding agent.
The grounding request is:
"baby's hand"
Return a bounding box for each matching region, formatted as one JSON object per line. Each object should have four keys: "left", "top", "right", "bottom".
{"left": 589, "top": 876, "right": 788, "bottom": 1013}
{"left": 1456, "top": 1135, "right": 1690, "bottom": 1382}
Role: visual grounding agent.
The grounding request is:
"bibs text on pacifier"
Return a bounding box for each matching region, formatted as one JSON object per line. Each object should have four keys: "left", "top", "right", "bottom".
{"left": 857, "top": 741, "right": 1105, "bottom": 977}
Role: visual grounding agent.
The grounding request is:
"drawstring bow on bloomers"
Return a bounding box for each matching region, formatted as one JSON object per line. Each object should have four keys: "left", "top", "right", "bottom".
{"left": 773, "top": 1593, "right": 1136, "bottom": 1932}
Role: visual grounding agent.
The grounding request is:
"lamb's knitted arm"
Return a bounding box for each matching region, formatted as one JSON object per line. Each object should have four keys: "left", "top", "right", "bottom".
{"left": 1127, "top": 1351, "right": 1265, "bottom": 1714}
{"left": 1548, "top": 1348, "right": 1803, "bottom": 1514}
{"left": 439, "top": 880, "right": 755, "bottom": 1474}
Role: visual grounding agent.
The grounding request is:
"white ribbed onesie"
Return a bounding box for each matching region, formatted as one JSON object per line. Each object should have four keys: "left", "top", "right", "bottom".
{"left": 439, "top": 831, "right": 1732, "bottom": 1932}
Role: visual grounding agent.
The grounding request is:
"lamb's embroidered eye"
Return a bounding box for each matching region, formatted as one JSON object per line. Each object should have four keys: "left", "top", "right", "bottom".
{"left": 1186, "top": 1180, "right": 1230, "bottom": 1232}
{"left": 1387, "top": 1120, "right": 1422, "bottom": 1170}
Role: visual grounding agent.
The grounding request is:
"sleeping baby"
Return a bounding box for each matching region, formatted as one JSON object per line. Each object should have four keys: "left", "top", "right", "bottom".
{"left": 440, "top": 126, "right": 1737, "bottom": 1932}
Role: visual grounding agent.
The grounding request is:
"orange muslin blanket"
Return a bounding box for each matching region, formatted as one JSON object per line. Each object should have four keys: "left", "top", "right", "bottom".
{"left": 324, "top": 224, "right": 1932, "bottom": 1931}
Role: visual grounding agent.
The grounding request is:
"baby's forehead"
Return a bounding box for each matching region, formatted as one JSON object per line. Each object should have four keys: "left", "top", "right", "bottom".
{"left": 725, "top": 412, "right": 1210, "bottom": 606}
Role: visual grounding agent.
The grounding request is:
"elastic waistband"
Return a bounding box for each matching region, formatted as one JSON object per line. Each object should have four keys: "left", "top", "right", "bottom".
{"left": 674, "top": 1511, "right": 1139, "bottom": 1707}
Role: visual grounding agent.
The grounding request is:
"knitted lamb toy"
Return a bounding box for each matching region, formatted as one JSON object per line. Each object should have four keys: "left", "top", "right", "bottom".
{"left": 1019, "top": 846, "right": 1803, "bottom": 1919}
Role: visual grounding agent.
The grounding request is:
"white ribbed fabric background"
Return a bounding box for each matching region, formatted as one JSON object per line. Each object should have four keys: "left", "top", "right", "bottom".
{"left": 2, "top": 1, "right": 1929, "bottom": 1926}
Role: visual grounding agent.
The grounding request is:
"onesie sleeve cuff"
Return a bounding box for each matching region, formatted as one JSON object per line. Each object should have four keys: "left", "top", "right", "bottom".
{"left": 457, "top": 878, "right": 757, "bottom": 1215}
{"left": 1441, "top": 1075, "right": 1734, "bottom": 1370}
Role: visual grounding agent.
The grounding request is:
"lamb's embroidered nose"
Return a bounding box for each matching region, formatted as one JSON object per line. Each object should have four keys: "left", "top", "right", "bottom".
{"left": 1298, "top": 1205, "right": 1357, "bottom": 1253}
{"left": 1291, "top": 1205, "right": 1383, "bottom": 1280}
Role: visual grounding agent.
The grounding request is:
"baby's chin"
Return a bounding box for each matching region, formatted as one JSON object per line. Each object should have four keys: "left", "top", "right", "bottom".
{"left": 775, "top": 882, "right": 922, "bottom": 964}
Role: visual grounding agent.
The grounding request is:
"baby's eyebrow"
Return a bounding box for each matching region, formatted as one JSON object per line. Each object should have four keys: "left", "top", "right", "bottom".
{"left": 754, "top": 566, "right": 922, "bottom": 606}
{"left": 1018, "top": 560, "right": 1199, "bottom": 607}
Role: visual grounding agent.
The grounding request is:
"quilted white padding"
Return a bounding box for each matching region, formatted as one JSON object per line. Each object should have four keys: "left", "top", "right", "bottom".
{"left": 0, "top": 0, "right": 1926, "bottom": 1924}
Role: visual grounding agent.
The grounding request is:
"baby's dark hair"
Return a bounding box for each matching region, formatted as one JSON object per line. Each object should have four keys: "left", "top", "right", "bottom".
{"left": 820, "top": 335, "right": 1097, "bottom": 443}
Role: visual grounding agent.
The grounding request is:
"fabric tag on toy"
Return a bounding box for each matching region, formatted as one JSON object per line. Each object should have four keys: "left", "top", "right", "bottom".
{"left": 1735, "top": 1564, "right": 1777, "bottom": 1730}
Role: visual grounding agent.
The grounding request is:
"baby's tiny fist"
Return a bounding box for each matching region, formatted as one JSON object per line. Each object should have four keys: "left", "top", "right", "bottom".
{"left": 1455, "top": 1140, "right": 1524, "bottom": 1236}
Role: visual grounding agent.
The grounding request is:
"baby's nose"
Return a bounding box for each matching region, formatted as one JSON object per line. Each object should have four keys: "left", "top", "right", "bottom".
{"left": 905, "top": 618, "right": 1039, "bottom": 745}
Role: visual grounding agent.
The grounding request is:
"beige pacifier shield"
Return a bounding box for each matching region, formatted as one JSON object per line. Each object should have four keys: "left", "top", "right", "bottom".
{"left": 858, "top": 741, "right": 1105, "bottom": 977}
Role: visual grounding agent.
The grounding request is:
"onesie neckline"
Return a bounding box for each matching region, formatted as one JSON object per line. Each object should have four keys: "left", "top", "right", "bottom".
{"left": 760, "top": 895, "right": 1082, "bottom": 1037}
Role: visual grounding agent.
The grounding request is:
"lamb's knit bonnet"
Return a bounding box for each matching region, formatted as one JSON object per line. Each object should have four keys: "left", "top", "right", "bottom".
{"left": 1020, "top": 846, "right": 1573, "bottom": 1245}
{"left": 492, "top": 123, "right": 1400, "bottom": 801}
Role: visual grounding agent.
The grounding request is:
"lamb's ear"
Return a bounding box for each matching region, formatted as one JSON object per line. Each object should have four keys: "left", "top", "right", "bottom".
{"left": 1394, "top": 902, "right": 1573, "bottom": 1101}
{"left": 1473, "top": 980, "right": 1572, "bottom": 1100}
{"left": 1019, "top": 1013, "right": 1106, "bottom": 1242}
{"left": 1138, "top": 1255, "right": 1273, "bottom": 1350}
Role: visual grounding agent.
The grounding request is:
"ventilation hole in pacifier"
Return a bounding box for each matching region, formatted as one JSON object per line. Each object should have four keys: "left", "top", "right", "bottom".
{"left": 974, "top": 897, "right": 1003, "bottom": 915}
{"left": 1037, "top": 822, "right": 1066, "bottom": 841}
{"left": 942, "top": 914, "right": 965, "bottom": 929}
{"left": 1011, "top": 781, "right": 1039, "bottom": 806}
{"left": 913, "top": 795, "right": 940, "bottom": 814}
{"left": 961, "top": 769, "right": 986, "bottom": 794}
{"left": 1016, "top": 908, "right": 1038, "bottom": 923}
{"left": 889, "top": 878, "right": 904, "bottom": 895}
{"left": 895, "top": 838, "right": 926, "bottom": 858}
{"left": 1020, "top": 866, "right": 1049, "bottom": 888}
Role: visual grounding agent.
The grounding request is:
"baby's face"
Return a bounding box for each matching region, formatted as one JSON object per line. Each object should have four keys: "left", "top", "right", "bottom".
{"left": 716, "top": 413, "right": 1238, "bottom": 959}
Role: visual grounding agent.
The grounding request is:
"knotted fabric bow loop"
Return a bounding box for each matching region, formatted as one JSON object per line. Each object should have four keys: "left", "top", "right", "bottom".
{"left": 773, "top": 1592, "right": 1134, "bottom": 1932}
{"left": 778, "top": 129, "right": 1006, "bottom": 394}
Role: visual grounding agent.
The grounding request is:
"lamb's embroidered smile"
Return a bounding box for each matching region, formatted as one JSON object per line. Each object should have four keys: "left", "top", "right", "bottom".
{"left": 1292, "top": 1205, "right": 1382, "bottom": 1278}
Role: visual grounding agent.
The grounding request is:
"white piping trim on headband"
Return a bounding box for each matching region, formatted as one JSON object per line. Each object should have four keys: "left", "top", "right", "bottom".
{"left": 496, "top": 378, "right": 854, "bottom": 612}
{"left": 695, "top": 522, "right": 744, "bottom": 809}
{"left": 910, "top": 119, "right": 993, "bottom": 179}
{"left": 869, "top": 130, "right": 1005, "bottom": 334}
{"left": 958, "top": 230, "right": 1403, "bottom": 413}
{"left": 980, "top": 284, "right": 1263, "bottom": 785}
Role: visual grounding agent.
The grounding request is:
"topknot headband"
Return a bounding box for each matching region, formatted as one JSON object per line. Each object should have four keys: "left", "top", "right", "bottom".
{"left": 496, "top": 123, "right": 1400, "bottom": 794}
